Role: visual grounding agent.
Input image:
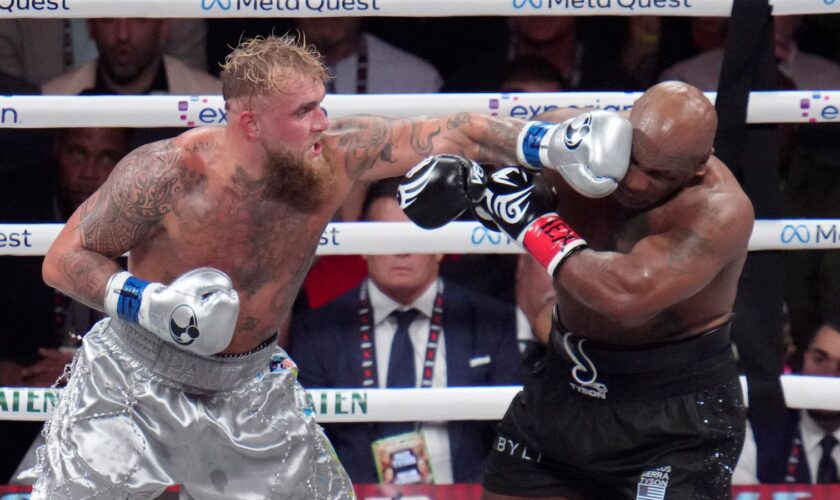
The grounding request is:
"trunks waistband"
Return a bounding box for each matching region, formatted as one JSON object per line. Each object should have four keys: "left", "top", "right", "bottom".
{"left": 550, "top": 322, "right": 732, "bottom": 374}
{"left": 545, "top": 323, "right": 737, "bottom": 402}
{"left": 110, "top": 318, "right": 276, "bottom": 393}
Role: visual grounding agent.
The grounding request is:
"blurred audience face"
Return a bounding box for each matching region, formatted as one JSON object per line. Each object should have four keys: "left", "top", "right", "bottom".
{"left": 774, "top": 15, "right": 803, "bottom": 63}
{"left": 88, "top": 18, "right": 170, "bottom": 84}
{"left": 296, "top": 18, "right": 362, "bottom": 61}
{"left": 500, "top": 56, "right": 564, "bottom": 93}
{"left": 803, "top": 323, "right": 840, "bottom": 427}
{"left": 508, "top": 16, "right": 575, "bottom": 45}
{"left": 55, "top": 128, "right": 130, "bottom": 211}
{"left": 690, "top": 17, "right": 728, "bottom": 52}
{"left": 363, "top": 196, "right": 442, "bottom": 305}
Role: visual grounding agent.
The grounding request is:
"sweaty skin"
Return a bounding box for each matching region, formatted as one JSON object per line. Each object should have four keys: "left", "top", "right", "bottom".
{"left": 42, "top": 75, "right": 524, "bottom": 354}
{"left": 537, "top": 82, "right": 754, "bottom": 345}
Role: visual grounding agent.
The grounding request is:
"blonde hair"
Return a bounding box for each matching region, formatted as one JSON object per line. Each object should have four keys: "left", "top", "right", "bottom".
{"left": 220, "top": 34, "right": 329, "bottom": 106}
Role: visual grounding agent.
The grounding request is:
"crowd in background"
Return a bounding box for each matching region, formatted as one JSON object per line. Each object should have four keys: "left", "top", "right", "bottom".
{"left": 1, "top": 14, "right": 839, "bottom": 487}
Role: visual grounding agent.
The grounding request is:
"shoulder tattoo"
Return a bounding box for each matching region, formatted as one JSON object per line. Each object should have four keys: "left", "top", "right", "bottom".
{"left": 78, "top": 140, "right": 202, "bottom": 256}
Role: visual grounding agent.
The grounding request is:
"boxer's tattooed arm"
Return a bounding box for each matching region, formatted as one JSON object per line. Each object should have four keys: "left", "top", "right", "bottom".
{"left": 329, "top": 115, "right": 397, "bottom": 178}
{"left": 52, "top": 141, "right": 201, "bottom": 308}
{"left": 329, "top": 113, "right": 521, "bottom": 180}
{"left": 78, "top": 140, "right": 198, "bottom": 256}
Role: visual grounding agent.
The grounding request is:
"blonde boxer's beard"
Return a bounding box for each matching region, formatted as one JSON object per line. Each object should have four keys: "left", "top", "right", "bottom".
{"left": 264, "top": 146, "right": 335, "bottom": 212}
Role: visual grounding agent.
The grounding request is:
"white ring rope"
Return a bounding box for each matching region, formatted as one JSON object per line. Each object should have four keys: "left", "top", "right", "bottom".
{"left": 1, "top": 91, "right": 838, "bottom": 128}
{"left": 1, "top": 220, "right": 839, "bottom": 257}
{"left": 1, "top": 375, "right": 838, "bottom": 423}
{"left": 0, "top": 0, "right": 831, "bottom": 19}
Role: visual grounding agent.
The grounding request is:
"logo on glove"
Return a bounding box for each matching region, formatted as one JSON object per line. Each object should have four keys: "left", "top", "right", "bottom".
{"left": 563, "top": 114, "right": 592, "bottom": 150}
{"left": 170, "top": 305, "right": 200, "bottom": 346}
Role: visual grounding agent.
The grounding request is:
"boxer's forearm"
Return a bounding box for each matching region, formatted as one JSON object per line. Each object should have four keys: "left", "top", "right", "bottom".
{"left": 43, "top": 247, "right": 121, "bottom": 312}
{"left": 456, "top": 113, "right": 524, "bottom": 166}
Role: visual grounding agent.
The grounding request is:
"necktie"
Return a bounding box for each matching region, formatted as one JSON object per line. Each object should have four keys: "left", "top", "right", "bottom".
{"left": 386, "top": 309, "right": 420, "bottom": 388}
{"left": 817, "top": 434, "right": 839, "bottom": 483}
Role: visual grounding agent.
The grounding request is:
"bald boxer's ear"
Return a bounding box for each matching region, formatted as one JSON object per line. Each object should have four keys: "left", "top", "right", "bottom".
{"left": 693, "top": 148, "right": 713, "bottom": 174}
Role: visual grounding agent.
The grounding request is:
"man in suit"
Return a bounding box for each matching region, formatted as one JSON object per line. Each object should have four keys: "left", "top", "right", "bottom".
{"left": 734, "top": 318, "right": 840, "bottom": 483}
{"left": 289, "top": 177, "right": 524, "bottom": 485}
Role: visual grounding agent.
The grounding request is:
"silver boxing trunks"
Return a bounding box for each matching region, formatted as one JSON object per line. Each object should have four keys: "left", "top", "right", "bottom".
{"left": 22, "top": 318, "right": 354, "bottom": 499}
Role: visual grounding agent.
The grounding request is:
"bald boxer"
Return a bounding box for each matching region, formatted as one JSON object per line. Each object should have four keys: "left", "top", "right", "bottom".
{"left": 402, "top": 81, "right": 753, "bottom": 499}
{"left": 24, "top": 35, "right": 632, "bottom": 500}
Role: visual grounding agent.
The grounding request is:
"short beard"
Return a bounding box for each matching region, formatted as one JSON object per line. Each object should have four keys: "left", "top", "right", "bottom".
{"left": 263, "top": 145, "right": 335, "bottom": 212}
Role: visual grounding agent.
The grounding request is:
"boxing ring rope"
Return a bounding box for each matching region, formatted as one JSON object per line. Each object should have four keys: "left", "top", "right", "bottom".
{"left": 2, "top": 375, "right": 839, "bottom": 423}
{"left": 0, "top": 0, "right": 830, "bottom": 18}
{"left": 1, "top": 219, "right": 839, "bottom": 421}
{"left": 1, "top": 220, "right": 840, "bottom": 257}
{"left": 0, "top": 91, "right": 838, "bottom": 127}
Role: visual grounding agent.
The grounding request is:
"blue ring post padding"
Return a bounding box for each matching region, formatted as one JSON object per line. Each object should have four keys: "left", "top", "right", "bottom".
{"left": 117, "top": 276, "right": 150, "bottom": 323}
{"left": 520, "top": 122, "right": 551, "bottom": 168}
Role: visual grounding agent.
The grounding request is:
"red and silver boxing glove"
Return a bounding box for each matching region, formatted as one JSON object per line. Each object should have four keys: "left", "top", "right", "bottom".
{"left": 104, "top": 267, "right": 240, "bottom": 356}
{"left": 516, "top": 110, "right": 632, "bottom": 198}
{"left": 398, "top": 154, "right": 488, "bottom": 229}
{"left": 475, "top": 167, "right": 587, "bottom": 276}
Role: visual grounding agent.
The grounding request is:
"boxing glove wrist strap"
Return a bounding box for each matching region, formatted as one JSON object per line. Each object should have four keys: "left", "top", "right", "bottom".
{"left": 104, "top": 271, "right": 152, "bottom": 323}
{"left": 517, "top": 121, "right": 561, "bottom": 170}
{"left": 520, "top": 213, "right": 587, "bottom": 276}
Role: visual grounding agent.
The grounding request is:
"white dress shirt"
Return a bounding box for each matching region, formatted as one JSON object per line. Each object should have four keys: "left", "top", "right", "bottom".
{"left": 367, "top": 278, "right": 453, "bottom": 484}
{"left": 733, "top": 411, "right": 840, "bottom": 484}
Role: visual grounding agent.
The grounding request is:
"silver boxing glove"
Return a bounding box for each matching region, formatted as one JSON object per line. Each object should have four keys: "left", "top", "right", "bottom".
{"left": 104, "top": 267, "right": 240, "bottom": 356}
{"left": 516, "top": 110, "right": 632, "bottom": 198}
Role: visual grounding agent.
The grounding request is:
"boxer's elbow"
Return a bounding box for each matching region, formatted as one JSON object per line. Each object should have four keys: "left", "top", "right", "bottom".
{"left": 42, "top": 251, "right": 62, "bottom": 290}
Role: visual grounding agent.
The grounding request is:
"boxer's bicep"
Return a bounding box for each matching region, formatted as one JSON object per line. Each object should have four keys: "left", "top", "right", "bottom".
{"left": 43, "top": 140, "right": 193, "bottom": 309}
{"left": 558, "top": 224, "right": 726, "bottom": 326}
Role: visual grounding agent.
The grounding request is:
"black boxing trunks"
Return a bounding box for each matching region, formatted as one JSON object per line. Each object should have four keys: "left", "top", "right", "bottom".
{"left": 483, "top": 322, "right": 745, "bottom": 499}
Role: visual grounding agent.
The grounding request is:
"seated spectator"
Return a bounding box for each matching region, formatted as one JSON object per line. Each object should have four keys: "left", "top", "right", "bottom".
{"left": 42, "top": 18, "right": 219, "bottom": 96}
{"left": 0, "top": 127, "right": 131, "bottom": 482}
{"left": 289, "top": 178, "right": 524, "bottom": 485}
{"left": 659, "top": 16, "right": 840, "bottom": 90}
{"left": 499, "top": 55, "right": 565, "bottom": 93}
{"left": 733, "top": 319, "right": 840, "bottom": 483}
{"left": 295, "top": 17, "right": 443, "bottom": 94}
{"left": 445, "top": 16, "right": 633, "bottom": 92}
{"left": 0, "top": 18, "right": 209, "bottom": 86}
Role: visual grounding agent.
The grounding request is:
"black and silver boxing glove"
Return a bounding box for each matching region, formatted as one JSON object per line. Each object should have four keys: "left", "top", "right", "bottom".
{"left": 397, "top": 154, "right": 488, "bottom": 229}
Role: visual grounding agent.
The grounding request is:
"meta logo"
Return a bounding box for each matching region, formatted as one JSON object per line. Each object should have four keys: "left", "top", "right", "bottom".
{"left": 201, "top": 0, "right": 381, "bottom": 13}
{"left": 825, "top": 0, "right": 837, "bottom": 5}
{"left": 799, "top": 92, "right": 838, "bottom": 122}
{"left": 512, "top": 0, "right": 542, "bottom": 8}
{"left": 781, "top": 224, "right": 810, "bottom": 244}
{"left": 780, "top": 223, "right": 840, "bottom": 245}
{"left": 0, "top": 106, "right": 19, "bottom": 125}
{"left": 512, "top": 0, "right": 694, "bottom": 10}
{"left": 201, "top": 0, "right": 230, "bottom": 9}
{"left": 471, "top": 226, "right": 503, "bottom": 245}
{"left": 178, "top": 97, "right": 227, "bottom": 126}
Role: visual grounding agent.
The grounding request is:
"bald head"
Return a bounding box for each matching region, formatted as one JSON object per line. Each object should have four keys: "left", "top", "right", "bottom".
{"left": 630, "top": 81, "right": 717, "bottom": 173}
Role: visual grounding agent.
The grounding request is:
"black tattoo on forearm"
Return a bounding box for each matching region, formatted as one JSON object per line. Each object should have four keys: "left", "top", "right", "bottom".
{"left": 409, "top": 121, "right": 440, "bottom": 156}
{"left": 56, "top": 250, "right": 119, "bottom": 310}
